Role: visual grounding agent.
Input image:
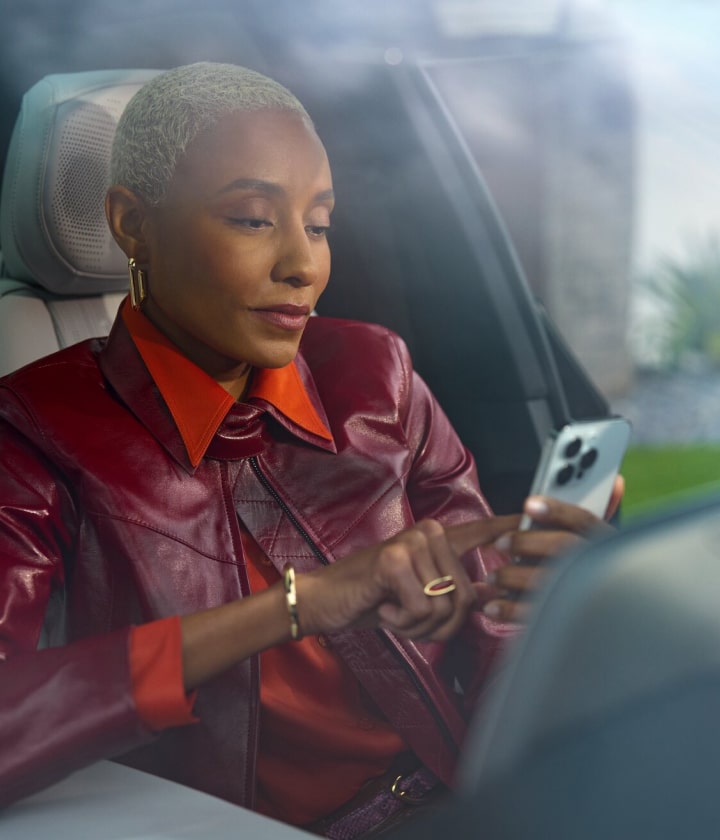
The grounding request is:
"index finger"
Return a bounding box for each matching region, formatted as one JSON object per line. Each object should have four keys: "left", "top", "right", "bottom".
{"left": 524, "top": 495, "right": 613, "bottom": 536}
{"left": 446, "top": 514, "right": 521, "bottom": 557}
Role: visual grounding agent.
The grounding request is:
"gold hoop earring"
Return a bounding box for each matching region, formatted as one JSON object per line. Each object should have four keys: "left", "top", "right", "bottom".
{"left": 128, "top": 258, "right": 148, "bottom": 310}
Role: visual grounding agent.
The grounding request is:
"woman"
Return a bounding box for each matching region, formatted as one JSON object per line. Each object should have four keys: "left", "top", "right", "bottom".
{"left": 0, "top": 63, "right": 618, "bottom": 834}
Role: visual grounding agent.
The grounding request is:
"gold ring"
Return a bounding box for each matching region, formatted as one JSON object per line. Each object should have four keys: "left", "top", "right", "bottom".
{"left": 423, "top": 575, "right": 456, "bottom": 597}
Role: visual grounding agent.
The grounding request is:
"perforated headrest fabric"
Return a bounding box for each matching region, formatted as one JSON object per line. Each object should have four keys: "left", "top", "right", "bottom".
{"left": 0, "top": 69, "right": 160, "bottom": 295}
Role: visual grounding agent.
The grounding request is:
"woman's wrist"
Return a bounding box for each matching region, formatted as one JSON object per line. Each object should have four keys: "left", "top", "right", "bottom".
{"left": 180, "top": 582, "right": 298, "bottom": 688}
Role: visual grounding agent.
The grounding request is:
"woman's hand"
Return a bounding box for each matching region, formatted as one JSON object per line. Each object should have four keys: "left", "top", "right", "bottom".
{"left": 180, "top": 478, "right": 624, "bottom": 689}
{"left": 479, "top": 475, "right": 625, "bottom": 623}
{"left": 295, "top": 514, "right": 520, "bottom": 643}
{"left": 180, "top": 514, "right": 517, "bottom": 689}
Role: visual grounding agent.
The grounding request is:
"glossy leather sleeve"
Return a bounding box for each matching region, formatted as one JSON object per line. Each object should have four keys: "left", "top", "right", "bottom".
{"left": 0, "top": 413, "right": 153, "bottom": 808}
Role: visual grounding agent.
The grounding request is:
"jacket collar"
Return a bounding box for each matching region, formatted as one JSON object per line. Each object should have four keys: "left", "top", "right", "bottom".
{"left": 99, "top": 299, "right": 335, "bottom": 473}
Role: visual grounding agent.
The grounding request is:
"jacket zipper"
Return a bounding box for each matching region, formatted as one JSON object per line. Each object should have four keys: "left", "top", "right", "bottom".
{"left": 249, "top": 456, "right": 327, "bottom": 565}
{"left": 249, "top": 455, "right": 459, "bottom": 755}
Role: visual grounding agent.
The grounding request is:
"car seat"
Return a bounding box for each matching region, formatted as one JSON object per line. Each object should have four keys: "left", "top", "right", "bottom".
{"left": 0, "top": 69, "right": 160, "bottom": 377}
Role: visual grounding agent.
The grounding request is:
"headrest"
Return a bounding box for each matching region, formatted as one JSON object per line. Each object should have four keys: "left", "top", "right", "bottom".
{"left": 0, "top": 69, "right": 160, "bottom": 296}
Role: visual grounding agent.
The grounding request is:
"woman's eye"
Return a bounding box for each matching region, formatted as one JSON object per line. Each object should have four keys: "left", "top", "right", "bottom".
{"left": 306, "top": 224, "right": 331, "bottom": 238}
{"left": 230, "top": 217, "right": 272, "bottom": 229}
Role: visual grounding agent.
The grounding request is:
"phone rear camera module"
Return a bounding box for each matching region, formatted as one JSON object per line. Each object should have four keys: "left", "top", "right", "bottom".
{"left": 556, "top": 464, "right": 574, "bottom": 486}
{"left": 564, "top": 438, "right": 582, "bottom": 458}
{"left": 580, "top": 448, "right": 598, "bottom": 470}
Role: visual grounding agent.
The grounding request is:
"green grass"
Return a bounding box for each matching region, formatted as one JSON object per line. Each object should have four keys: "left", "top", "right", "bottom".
{"left": 620, "top": 444, "right": 720, "bottom": 520}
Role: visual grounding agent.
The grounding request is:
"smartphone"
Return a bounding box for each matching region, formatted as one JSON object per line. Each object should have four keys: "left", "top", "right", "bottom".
{"left": 519, "top": 416, "right": 632, "bottom": 532}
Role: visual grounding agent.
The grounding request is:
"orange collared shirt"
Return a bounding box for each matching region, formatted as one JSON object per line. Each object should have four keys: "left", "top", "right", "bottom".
{"left": 122, "top": 301, "right": 406, "bottom": 825}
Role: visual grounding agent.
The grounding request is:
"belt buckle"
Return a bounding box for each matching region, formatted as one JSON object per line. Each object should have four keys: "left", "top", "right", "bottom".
{"left": 390, "top": 773, "right": 427, "bottom": 806}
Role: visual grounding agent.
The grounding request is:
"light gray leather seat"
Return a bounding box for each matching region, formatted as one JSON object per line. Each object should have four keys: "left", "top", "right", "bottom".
{"left": 0, "top": 69, "right": 159, "bottom": 376}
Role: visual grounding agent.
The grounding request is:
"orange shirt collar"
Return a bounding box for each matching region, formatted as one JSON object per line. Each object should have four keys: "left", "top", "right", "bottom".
{"left": 121, "top": 300, "right": 332, "bottom": 467}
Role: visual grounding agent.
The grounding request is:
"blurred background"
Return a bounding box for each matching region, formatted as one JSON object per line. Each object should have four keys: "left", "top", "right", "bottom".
{"left": 1, "top": 0, "right": 718, "bottom": 517}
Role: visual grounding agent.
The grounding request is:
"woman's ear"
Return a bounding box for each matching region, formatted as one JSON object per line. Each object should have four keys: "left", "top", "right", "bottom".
{"left": 105, "top": 185, "right": 151, "bottom": 262}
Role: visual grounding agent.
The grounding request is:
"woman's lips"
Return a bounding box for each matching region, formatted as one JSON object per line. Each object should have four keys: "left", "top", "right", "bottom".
{"left": 251, "top": 305, "right": 310, "bottom": 331}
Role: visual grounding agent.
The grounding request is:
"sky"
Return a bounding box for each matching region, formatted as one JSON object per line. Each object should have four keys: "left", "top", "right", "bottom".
{"left": 605, "top": 0, "right": 720, "bottom": 273}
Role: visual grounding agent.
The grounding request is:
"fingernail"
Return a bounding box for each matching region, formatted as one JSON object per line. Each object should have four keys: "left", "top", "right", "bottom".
{"left": 483, "top": 602, "right": 501, "bottom": 618}
{"left": 494, "top": 535, "right": 511, "bottom": 552}
{"left": 485, "top": 571, "right": 497, "bottom": 585}
{"left": 525, "top": 496, "right": 549, "bottom": 517}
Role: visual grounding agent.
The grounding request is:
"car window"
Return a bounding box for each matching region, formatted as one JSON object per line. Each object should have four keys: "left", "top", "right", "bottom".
{"left": 1, "top": 0, "right": 718, "bottom": 517}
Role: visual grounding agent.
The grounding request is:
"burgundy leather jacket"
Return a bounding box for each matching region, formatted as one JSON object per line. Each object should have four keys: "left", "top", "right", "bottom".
{"left": 0, "top": 314, "right": 508, "bottom": 809}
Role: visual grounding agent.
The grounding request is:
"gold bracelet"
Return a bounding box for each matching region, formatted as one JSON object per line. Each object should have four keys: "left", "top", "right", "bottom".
{"left": 283, "top": 563, "right": 302, "bottom": 641}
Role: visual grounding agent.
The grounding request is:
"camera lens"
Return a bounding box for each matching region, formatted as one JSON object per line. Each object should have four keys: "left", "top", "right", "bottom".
{"left": 556, "top": 464, "right": 574, "bottom": 486}
{"left": 581, "top": 448, "right": 598, "bottom": 469}
{"left": 564, "top": 437, "right": 582, "bottom": 458}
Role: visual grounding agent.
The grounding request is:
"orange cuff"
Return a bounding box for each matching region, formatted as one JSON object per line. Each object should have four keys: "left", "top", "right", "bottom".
{"left": 129, "top": 616, "right": 198, "bottom": 731}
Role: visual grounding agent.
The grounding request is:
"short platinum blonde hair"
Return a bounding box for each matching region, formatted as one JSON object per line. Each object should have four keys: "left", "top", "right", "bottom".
{"left": 110, "top": 62, "right": 312, "bottom": 205}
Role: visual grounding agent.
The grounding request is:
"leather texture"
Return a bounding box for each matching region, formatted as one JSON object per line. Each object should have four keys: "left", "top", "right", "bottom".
{"left": 0, "top": 313, "right": 509, "bottom": 809}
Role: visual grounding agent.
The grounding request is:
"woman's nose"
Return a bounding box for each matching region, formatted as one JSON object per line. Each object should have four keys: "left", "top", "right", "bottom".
{"left": 272, "top": 224, "right": 324, "bottom": 287}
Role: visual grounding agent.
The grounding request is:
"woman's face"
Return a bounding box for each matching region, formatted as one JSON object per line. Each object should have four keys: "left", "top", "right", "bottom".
{"left": 140, "top": 109, "right": 334, "bottom": 397}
